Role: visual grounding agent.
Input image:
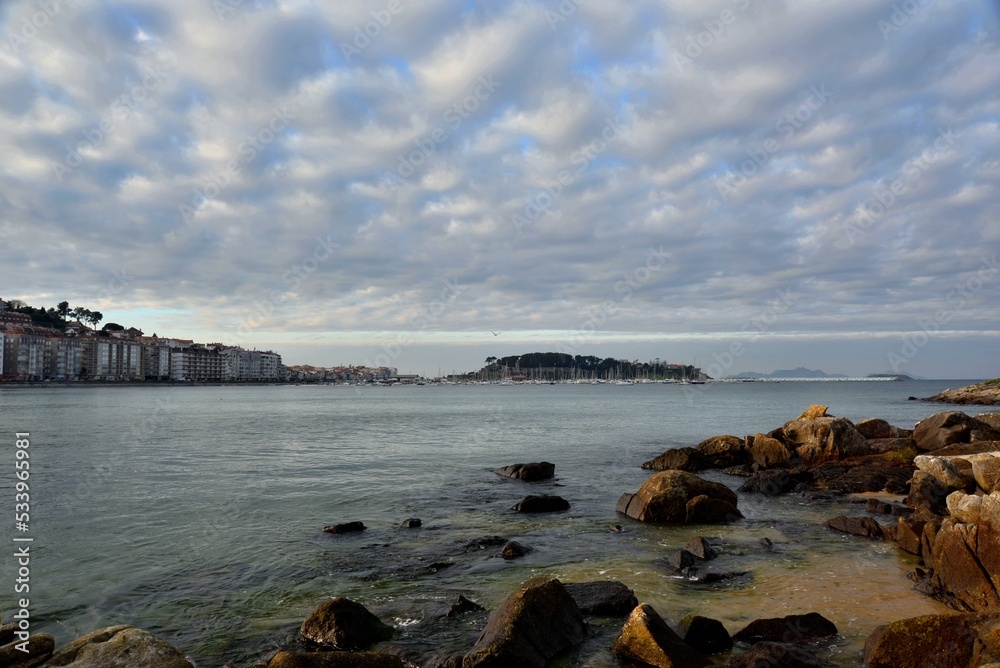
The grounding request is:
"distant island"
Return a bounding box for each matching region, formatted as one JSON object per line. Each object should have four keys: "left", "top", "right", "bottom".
{"left": 729, "top": 367, "right": 910, "bottom": 381}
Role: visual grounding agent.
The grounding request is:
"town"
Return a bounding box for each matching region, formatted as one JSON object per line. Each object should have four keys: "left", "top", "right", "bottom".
{"left": 0, "top": 299, "right": 399, "bottom": 384}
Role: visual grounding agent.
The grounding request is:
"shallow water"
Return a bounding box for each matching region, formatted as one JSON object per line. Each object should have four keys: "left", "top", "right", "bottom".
{"left": 0, "top": 380, "right": 977, "bottom": 666}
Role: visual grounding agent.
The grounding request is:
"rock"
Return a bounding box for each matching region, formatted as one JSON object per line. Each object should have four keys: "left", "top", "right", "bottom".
{"left": 856, "top": 418, "right": 909, "bottom": 440}
{"left": 501, "top": 540, "right": 530, "bottom": 559}
{"left": 684, "top": 536, "right": 718, "bottom": 560}
{"left": 930, "top": 441, "right": 1000, "bottom": 457}
{"left": 798, "top": 405, "right": 830, "bottom": 419}
{"left": 610, "top": 603, "right": 712, "bottom": 668}
{"left": 925, "top": 381, "right": 1000, "bottom": 407}
{"left": 676, "top": 615, "right": 733, "bottom": 655}
{"left": 748, "top": 433, "right": 794, "bottom": 468}
{"left": 928, "top": 510, "right": 1000, "bottom": 611}
{"left": 43, "top": 625, "right": 192, "bottom": 668}
{"left": 446, "top": 594, "right": 485, "bottom": 617}
{"left": 324, "top": 521, "right": 366, "bottom": 534}
{"left": 264, "top": 652, "right": 409, "bottom": 668}
{"left": 907, "top": 470, "right": 950, "bottom": 514}
{"left": 495, "top": 462, "right": 555, "bottom": 481}
{"left": 400, "top": 518, "right": 421, "bottom": 528}
{"left": 866, "top": 499, "right": 893, "bottom": 515}
{"left": 669, "top": 549, "right": 697, "bottom": 571}
{"left": 732, "top": 612, "right": 838, "bottom": 644}
{"left": 896, "top": 515, "right": 926, "bottom": 556}
{"left": 617, "top": 470, "right": 742, "bottom": 525}
{"left": 685, "top": 494, "right": 743, "bottom": 524}
{"left": 723, "top": 641, "right": 834, "bottom": 668}
{"left": 684, "top": 569, "right": 751, "bottom": 585}
{"left": 947, "top": 491, "right": 984, "bottom": 525}
{"left": 977, "top": 413, "right": 1000, "bottom": 430}
{"left": 0, "top": 632, "right": 54, "bottom": 667}
{"left": 967, "top": 453, "right": 1000, "bottom": 492}
{"left": 562, "top": 581, "right": 638, "bottom": 616}
{"left": 696, "top": 435, "right": 750, "bottom": 468}
{"left": 642, "top": 447, "right": 711, "bottom": 472}
{"left": 721, "top": 464, "right": 754, "bottom": 477}
{"left": 914, "top": 455, "right": 968, "bottom": 490}
{"left": 824, "top": 516, "right": 885, "bottom": 539}
{"left": 511, "top": 495, "right": 570, "bottom": 513}
{"left": 863, "top": 611, "right": 1000, "bottom": 668}
{"left": 867, "top": 437, "right": 917, "bottom": 453}
{"left": 782, "top": 417, "right": 871, "bottom": 466}
{"left": 913, "top": 411, "right": 997, "bottom": 451}
{"left": 809, "top": 463, "right": 912, "bottom": 494}
{"left": 463, "top": 536, "right": 508, "bottom": 551}
{"left": 463, "top": 576, "right": 585, "bottom": 668}
{"left": 300, "top": 598, "right": 394, "bottom": 650}
{"left": 738, "top": 469, "right": 799, "bottom": 496}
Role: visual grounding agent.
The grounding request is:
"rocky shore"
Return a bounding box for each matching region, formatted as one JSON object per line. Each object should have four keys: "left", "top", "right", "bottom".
{"left": 7, "top": 405, "right": 1000, "bottom": 667}
{"left": 925, "top": 378, "right": 1000, "bottom": 406}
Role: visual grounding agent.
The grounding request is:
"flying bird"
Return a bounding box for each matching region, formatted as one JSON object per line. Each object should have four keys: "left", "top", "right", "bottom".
{"left": 491, "top": 331, "right": 501, "bottom": 336}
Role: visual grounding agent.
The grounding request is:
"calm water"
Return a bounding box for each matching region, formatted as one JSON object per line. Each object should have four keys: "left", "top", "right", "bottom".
{"left": 0, "top": 380, "right": 983, "bottom": 666}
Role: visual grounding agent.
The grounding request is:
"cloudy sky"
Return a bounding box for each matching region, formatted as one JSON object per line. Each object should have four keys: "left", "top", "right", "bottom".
{"left": 2, "top": 0, "right": 998, "bottom": 378}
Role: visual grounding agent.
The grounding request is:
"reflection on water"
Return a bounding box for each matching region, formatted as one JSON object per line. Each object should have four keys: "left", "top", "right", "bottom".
{"left": 0, "top": 381, "right": 967, "bottom": 667}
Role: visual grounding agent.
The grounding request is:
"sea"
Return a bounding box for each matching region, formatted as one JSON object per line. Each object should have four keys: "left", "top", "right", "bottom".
{"left": 0, "top": 379, "right": 986, "bottom": 667}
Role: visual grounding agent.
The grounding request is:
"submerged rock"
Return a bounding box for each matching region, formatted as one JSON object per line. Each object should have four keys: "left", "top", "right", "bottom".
{"left": 731, "top": 612, "right": 838, "bottom": 644}
{"left": 265, "top": 651, "right": 410, "bottom": 667}
{"left": 300, "top": 598, "right": 394, "bottom": 650}
{"left": 495, "top": 462, "right": 555, "bottom": 481}
{"left": 684, "top": 536, "right": 719, "bottom": 560}
{"left": 446, "top": 595, "right": 485, "bottom": 618}
{"left": 642, "top": 447, "right": 711, "bottom": 472}
{"left": 463, "top": 576, "right": 585, "bottom": 668}
{"left": 824, "top": 516, "right": 885, "bottom": 539}
{"left": 400, "top": 518, "right": 422, "bottom": 528}
{"left": 500, "top": 540, "right": 530, "bottom": 559}
{"left": 511, "top": 495, "right": 570, "bottom": 513}
{"left": 610, "top": 603, "right": 712, "bottom": 668}
{"left": 723, "top": 641, "right": 834, "bottom": 668}
{"left": 324, "top": 521, "right": 366, "bottom": 534}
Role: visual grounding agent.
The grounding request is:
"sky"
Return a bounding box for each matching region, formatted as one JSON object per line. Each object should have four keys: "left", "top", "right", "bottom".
{"left": 1, "top": 0, "right": 999, "bottom": 379}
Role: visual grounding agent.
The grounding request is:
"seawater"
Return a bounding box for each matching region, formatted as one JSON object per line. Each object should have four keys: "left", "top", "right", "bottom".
{"left": 0, "top": 380, "right": 978, "bottom": 666}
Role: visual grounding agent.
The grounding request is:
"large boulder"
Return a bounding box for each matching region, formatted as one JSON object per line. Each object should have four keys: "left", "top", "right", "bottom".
{"left": 907, "top": 470, "right": 951, "bottom": 515}
{"left": 967, "top": 453, "right": 1000, "bottom": 492}
{"left": 495, "top": 462, "right": 555, "bottom": 481}
{"left": 723, "top": 641, "right": 834, "bottom": 668}
{"left": 731, "top": 612, "right": 838, "bottom": 644}
{"left": 738, "top": 469, "right": 800, "bottom": 496}
{"left": 610, "top": 603, "right": 712, "bottom": 668}
{"left": 676, "top": 615, "right": 732, "bottom": 655}
{"left": 748, "top": 433, "right": 794, "bottom": 468}
{"left": 809, "top": 463, "right": 912, "bottom": 494}
{"left": 926, "top": 493, "right": 1000, "bottom": 611}
{"left": 300, "top": 598, "right": 394, "bottom": 650}
{"left": 782, "top": 417, "right": 871, "bottom": 466}
{"left": 863, "top": 611, "right": 1000, "bottom": 668}
{"left": 913, "top": 412, "right": 998, "bottom": 452}
{"left": 0, "top": 632, "right": 54, "bottom": 667}
{"left": 463, "top": 577, "right": 585, "bottom": 668}
{"left": 856, "top": 418, "right": 910, "bottom": 440}
{"left": 616, "top": 471, "right": 742, "bottom": 525}
{"left": 695, "top": 435, "right": 750, "bottom": 468}
{"left": 43, "top": 625, "right": 193, "bottom": 667}
{"left": 642, "top": 447, "right": 710, "bottom": 472}
{"left": 562, "top": 581, "right": 638, "bottom": 617}
{"left": 914, "top": 455, "right": 969, "bottom": 491}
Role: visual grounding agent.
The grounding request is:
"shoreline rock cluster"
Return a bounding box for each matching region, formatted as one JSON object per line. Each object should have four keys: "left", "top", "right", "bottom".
{"left": 8, "top": 406, "right": 1000, "bottom": 667}
{"left": 925, "top": 378, "right": 1000, "bottom": 406}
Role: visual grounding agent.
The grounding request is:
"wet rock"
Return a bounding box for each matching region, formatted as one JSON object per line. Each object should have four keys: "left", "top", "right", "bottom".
{"left": 696, "top": 435, "right": 750, "bottom": 468}
{"left": 300, "top": 598, "right": 394, "bottom": 650}
{"left": 400, "top": 518, "right": 421, "bottom": 528}
{"left": 896, "top": 515, "right": 926, "bottom": 556}
{"left": 324, "top": 521, "right": 366, "bottom": 534}
{"left": 732, "top": 612, "right": 838, "bottom": 644}
{"left": 684, "top": 536, "right": 719, "bottom": 560}
{"left": 617, "top": 470, "right": 742, "bottom": 525}
{"left": 669, "top": 549, "right": 697, "bottom": 571}
{"left": 824, "top": 516, "right": 885, "bottom": 539}
{"left": 463, "top": 576, "right": 585, "bottom": 668}
{"left": 500, "top": 540, "right": 530, "bottom": 560}
{"left": 676, "top": 615, "right": 733, "bottom": 654}
{"left": 810, "top": 463, "right": 912, "bottom": 494}
{"left": 863, "top": 611, "right": 1000, "bottom": 668}
{"left": 265, "top": 652, "right": 410, "bottom": 668}
{"left": 914, "top": 455, "right": 969, "bottom": 490}
{"left": 44, "top": 625, "right": 193, "bottom": 668}
{"left": 0, "top": 632, "right": 54, "bottom": 667}
{"left": 642, "top": 447, "right": 711, "bottom": 472}
{"left": 866, "top": 499, "right": 893, "bottom": 515}
{"left": 562, "top": 580, "right": 638, "bottom": 616}
{"left": 446, "top": 594, "right": 485, "bottom": 617}
{"left": 511, "top": 495, "right": 570, "bottom": 513}
{"left": 609, "top": 524, "right": 625, "bottom": 532}
{"left": 683, "top": 569, "right": 751, "bottom": 585}
{"left": 782, "top": 416, "right": 871, "bottom": 466}
{"left": 495, "top": 462, "right": 555, "bottom": 481}
{"left": 610, "top": 603, "right": 712, "bottom": 668}
{"left": 749, "top": 433, "right": 794, "bottom": 468}
{"left": 462, "top": 536, "right": 508, "bottom": 552}
{"left": 723, "top": 641, "right": 834, "bottom": 667}
{"left": 738, "top": 469, "right": 799, "bottom": 496}
{"left": 721, "top": 464, "right": 754, "bottom": 477}
{"left": 759, "top": 536, "right": 774, "bottom": 551}
{"left": 907, "top": 470, "right": 950, "bottom": 515}
{"left": 913, "top": 411, "right": 999, "bottom": 452}
{"left": 685, "top": 494, "right": 744, "bottom": 524}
